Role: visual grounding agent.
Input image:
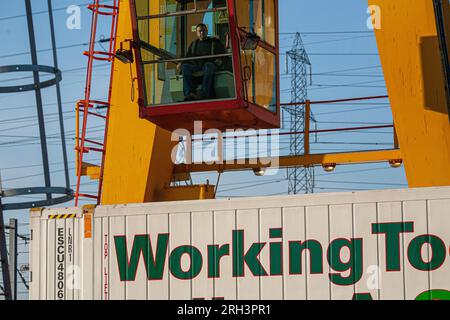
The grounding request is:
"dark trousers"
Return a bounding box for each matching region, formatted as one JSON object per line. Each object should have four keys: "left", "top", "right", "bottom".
{"left": 181, "top": 62, "right": 218, "bottom": 98}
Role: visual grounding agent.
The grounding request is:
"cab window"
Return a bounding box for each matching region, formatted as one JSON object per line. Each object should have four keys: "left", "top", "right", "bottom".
{"left": 133, "top": 0, "right": 236, "bottom": 106}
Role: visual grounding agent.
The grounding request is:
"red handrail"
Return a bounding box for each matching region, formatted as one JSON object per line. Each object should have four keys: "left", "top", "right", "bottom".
{"left": 188, "top": 124, "right": 394, "bottom": 142}
{"left": 280, "top": 95, "right": 389, "bottom": 107}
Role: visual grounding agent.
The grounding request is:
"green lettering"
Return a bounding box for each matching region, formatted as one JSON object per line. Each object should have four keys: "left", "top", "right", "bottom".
{"left": 352, "top": 293, "right": 374, "bottom": 300}
{"left": 328, "top": 238, "right": 363, "bottom": 286}
{"left": 416, "top": 289, "right": 450, "bottom": 300}
{"left": 169, "top": 245, "right": 203, "bottom": 280}
{"left": 270, "top": 242, "right": 282, "bottom": 276}
{"left": 114, "top": 234, "right": 169, "bottom": 281}
{"left": 232, "top": 230, "right": 268, "bottom": 277}
{"left": 408, "top": 234, "right": 446, "bottom": 271}
{"left": 372, "top": 222, "right": 414, "bottom": 271}
{"left": 207, "top": 244, "right": 230, "bottom": 278}
{"left": 289, "top": 240, "right": 323, "bottom": 274}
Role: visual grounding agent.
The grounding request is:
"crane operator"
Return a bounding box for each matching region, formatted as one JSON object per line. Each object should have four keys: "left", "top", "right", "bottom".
{"left": 177, "top": 23, "right": 226, "bottom": 101}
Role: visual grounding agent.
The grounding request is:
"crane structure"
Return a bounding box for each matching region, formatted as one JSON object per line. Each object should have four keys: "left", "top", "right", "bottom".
{"left": 74, "top": 0, "right": 450, "bottom": 206}
{"left": 369, "top": 0, "right": 450, "bottom": 187}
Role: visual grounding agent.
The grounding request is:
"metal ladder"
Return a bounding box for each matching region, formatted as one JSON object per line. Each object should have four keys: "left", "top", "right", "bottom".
{"left": 75, "top": 0, "right": 119, "bottom": 206}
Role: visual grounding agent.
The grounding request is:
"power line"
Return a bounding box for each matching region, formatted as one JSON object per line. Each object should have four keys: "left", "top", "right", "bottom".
{"left": 0, "top": 0, "right": 112, "bottom": 22}
{"left": 0, "top": 76, "right": 108, "bottom": 101}
{"left": 281, "top": 73, "right": 384, "bottom": 80}
{"left": 315, "top": 179, "right": 406, "bottom": 187}
{"left": 214, "top": 169, "right": 405, "bottom": 194}
{"left": 281, "top": 79, "right": 386, "bottom": 92}
{"left": 279, "top": 35, "right": 374, "bottom": 49}
{"left": 0, "top": 167, "right": 74, "bottom": 183}
{"left": 0, "top": 40, "right": 112, "bottom": 61}
{"left": 315, "top": 166, "right": 394, "bottom": 177}
{"left": 279, "top": 31, "right": 373, "bottom": 35}
{"left": 314, "top": 105, "right": 390, "bottom": 116}
{"left": 0, "top": 88, "right": 109, "bottom": 113}
{"left": 313, "top": 65, "right": 382, "bottom": 74}
{"left": 217, "top": 179, "right": 287, "bottom": 193}
{"left": 0, "top": 111, "right": 74, "bottom": 125}
{"left": 280, "top": 52, "right": 379, "bottom": 57}
{"left": 303, "top": 35, "right": 374, "bottom": 46}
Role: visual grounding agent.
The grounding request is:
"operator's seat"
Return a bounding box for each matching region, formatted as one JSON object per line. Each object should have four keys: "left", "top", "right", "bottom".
{"left": 169, "top": 70, "right": 235, "bottom": 102}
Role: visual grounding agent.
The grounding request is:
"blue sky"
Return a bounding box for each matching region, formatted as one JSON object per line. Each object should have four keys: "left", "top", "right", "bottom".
{"left": 0, "top": 0, "right": 407, "bottom": 299}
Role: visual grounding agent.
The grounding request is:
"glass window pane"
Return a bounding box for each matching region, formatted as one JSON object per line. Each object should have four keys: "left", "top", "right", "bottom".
{"left": 263, "top": 0, "right": 276, "bottom": 47}
{"left": 254, "top": 46, "right": 277, "bottom": 110}
{"left": 240, "top": 46, "right": 277, "bottom": 112}
{"left": 235, "top": 0, "right": 277, "bottom": 47}
{"left": 235, "top": 0, "right": 251, "bottom": 31}
{"left": 133, "top": 0, "right": 236, "bottom": 106}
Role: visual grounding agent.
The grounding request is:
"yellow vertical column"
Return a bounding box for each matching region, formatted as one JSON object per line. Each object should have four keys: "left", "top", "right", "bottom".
{"left": 369, "top": 0, "right": 450, "bottom": 187}
{"left": 101, "top": 0, "right": 177, "bottom": 205}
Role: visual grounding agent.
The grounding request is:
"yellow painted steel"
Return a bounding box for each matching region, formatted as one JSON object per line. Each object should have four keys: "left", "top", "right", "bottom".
{"left": 80, "top": 162, "right": 100, "bottom": 180}
{"left": 173, "top": 149, "right": 402, "bottom": 174}
{"left": 157, "top": 184, "right": 216, "bottom": 202}
{"left": 99, "top": 0, "right": 450, "bottom": 205}
{"left": 100, "top": 0, "right": 177, "bottom": 205}
{"left": 369, "top": 0, "right": 450, "bottom": 187}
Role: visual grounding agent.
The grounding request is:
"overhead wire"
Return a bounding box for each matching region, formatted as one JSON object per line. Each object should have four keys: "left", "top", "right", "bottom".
{"left": 0, "top": 0, "right": 113, "bottom": 22}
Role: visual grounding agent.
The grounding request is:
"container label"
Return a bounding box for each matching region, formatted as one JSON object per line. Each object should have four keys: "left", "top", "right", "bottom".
{"left": 112, "top": 221, "right": 450, "bottom": 300}
{"left": 56, "top": 227, "right": 65, "bottom": 300}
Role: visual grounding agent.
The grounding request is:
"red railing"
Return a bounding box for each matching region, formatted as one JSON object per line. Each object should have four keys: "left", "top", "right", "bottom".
{"left": 279, "top": 95, "right": 389, "bottom": 107}
{"left": 190, "top": 95, "right": 393, "bottom": 142}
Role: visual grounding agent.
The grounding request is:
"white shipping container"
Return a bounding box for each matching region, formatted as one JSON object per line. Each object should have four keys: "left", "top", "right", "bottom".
{"left": 29, "top": 187, "right": 450, "bottom": 300}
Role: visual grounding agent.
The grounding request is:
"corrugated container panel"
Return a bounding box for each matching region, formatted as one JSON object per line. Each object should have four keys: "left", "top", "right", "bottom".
{"left": 353, "top": 202, "right": 379, "bottom": 299}
{"left": 30, "top": 187, "right": 450, "bottom": 300}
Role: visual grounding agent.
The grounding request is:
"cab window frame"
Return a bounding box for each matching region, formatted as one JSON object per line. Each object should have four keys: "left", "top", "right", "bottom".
{"left": 129, "top": 0, "right": 239, "bottom": 107}
{"left": 234, "top": 0, "right": 279, "bottom": 114}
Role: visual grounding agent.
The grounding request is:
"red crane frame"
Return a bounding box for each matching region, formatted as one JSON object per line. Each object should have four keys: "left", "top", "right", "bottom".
{"left": 128, "top": 0, "right": 280, "bottom": 133}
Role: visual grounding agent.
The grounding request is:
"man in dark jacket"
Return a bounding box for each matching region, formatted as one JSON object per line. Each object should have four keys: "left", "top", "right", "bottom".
{"left": 177, "top": 23, "right": 226, "bottom": 101}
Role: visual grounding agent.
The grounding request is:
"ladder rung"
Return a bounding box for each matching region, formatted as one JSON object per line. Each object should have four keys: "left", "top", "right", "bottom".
{"left": 75, "top": 193, "right": 99, "bottom": 200}
{"left": 89, "top": 100, "right": 110, "bottom": 106}
{"left": 77, "top": 99, "right": 109, "bottom": 109}
{"left": 88, "top": 111, "right": 106, "bottom": 119}
{"left": 75, "top": 147, "right": 88, "bottom": 154}
{"left": 83, "top": 51, "right": 114, "bottom": 62}
{"left": 87, "top": 3, "right": 119, "bottom": 16}
{"left": 77, "top": 138, "right": 104, "bottom": 147}
{"left": 85, "top": 146, "right": 105, "bottom": 153}
{"left": 75, "top": 145, "right": 105, "bottom": 153}
{"left": 78, "top": 109, "right": 107, "bottom": 119}
{"left": 77, "top": 101, "right": 94, "bottom": 109}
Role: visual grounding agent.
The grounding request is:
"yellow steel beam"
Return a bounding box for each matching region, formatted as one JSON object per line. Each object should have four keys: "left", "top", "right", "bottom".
{"left": 369, "top": 0, "right": 450, "bottom": 187}
{"left": 157, "top": 184, "right": 216, "bottom": 202}
{"left": 80, "top": 162, "right": 100, "bottom": 180}
{"left": 173, "top": 149, "right": 402, "bottom": 174}
{"left": 100, "top": 0, "right": 177, "bottom": 205}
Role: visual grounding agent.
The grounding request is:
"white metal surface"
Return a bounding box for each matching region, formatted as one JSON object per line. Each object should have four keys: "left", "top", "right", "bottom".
{"left": 30, "top": 187, "right": 450, "bottom": 300}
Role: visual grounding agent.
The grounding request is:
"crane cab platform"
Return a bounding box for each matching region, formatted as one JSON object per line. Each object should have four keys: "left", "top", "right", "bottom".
{"left": 128, "top": 0, "right": 280, "bottom": 133}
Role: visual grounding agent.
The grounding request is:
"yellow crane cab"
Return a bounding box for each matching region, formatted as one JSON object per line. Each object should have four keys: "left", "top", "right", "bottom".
{"left": 126, "top": 0, "right": 280, "bottom": 133}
